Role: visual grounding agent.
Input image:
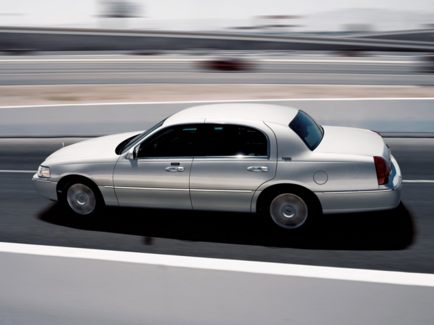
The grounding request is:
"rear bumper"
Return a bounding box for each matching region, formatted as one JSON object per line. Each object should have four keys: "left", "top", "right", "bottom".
{"left": 32, "top": 173, "right": 58, "bottom": 201}
{"left": 317, "top": 155, "right": 402, "bottom": 214}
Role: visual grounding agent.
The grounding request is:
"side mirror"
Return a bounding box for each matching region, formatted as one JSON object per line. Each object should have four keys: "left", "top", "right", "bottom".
{"left": 126, "top": 146, "right": 138, "bottom": 160}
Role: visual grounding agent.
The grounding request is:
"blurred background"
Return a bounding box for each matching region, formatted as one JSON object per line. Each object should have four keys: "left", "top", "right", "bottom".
{"left": 0, "top": 0, "right": 433, "bottom": 133}
{"left": 1, "top": 0, "right": 433, "bottom": 32}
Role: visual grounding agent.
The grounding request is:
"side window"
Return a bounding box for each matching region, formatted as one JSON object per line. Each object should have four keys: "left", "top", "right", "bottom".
{"left": 201, "top": 124, "right": 267, "bottom": 157}
{"left": 137, "top": 125, "right": 199, "bottom": 158}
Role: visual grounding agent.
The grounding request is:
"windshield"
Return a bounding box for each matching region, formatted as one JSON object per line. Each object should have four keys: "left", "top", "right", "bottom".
{"left": 289, "top": 110, "right": 324, "bottom": 150}
{"left": 115, "top": 118, "right": 166, "bottom": 154}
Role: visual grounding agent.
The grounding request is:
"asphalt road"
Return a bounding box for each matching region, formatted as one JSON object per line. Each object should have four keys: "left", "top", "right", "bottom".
{"left": 0, "top": 137, "right": 432, "bottom": 273}
{"left": 0, "top": 54, "right": 432, "bottom": 86}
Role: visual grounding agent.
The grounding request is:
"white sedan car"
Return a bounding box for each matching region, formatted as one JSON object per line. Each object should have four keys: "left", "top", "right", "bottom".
{"left": 33, "top": 104, "right": 402, "bottom": 230}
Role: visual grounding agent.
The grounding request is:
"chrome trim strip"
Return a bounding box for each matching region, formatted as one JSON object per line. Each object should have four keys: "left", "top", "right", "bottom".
{"left": 136, "top": 157, "right": 193, "bottom": 160}
{"left": 190, "top": 189, "right": 253, "bottom": 193}
{"left": 107, "top": 186, "right": 188, "bottom": 192}
{"left": 32, "top": 178, "right": 54, "bottom": 184}
{"left": 136, "top": 156, "right": 269, "bottom": 160}
{"left": 315, "top": 189, "right": 392, "bottom": 194}
{"left": 193, "top": 156, "right": 269, "bottom": 160}
{"left": 106, "top": 186, "right": 252, "bottom": 193}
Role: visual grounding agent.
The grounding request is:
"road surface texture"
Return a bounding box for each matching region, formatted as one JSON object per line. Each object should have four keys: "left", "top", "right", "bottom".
{"left": 0, "top": 136, "right": 433, "bottom": 324}
{"left": 0, "top": 137, "right": 432, "bottom": 273}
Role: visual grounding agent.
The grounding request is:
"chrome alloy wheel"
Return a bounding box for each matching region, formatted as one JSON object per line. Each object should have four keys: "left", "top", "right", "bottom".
{"left": 269, "top": 193, "right": 308, "bottom": 229}
{"left": 66, "top": 183, "right": 97, "bottom": 216}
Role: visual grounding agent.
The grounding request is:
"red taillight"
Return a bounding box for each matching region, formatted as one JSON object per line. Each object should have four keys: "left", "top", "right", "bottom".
{"left": 374, "top": 156, "right": 391, "bottom": 185}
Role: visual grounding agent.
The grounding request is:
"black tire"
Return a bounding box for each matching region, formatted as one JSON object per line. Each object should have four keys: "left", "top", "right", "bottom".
{"left": 60, "top": 179, "right": 103, "bottom": 218}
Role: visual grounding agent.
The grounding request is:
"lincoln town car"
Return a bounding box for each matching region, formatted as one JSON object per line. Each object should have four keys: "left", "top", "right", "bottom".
{"left": 33, "top": 104, "right": 402, "bottom": 229}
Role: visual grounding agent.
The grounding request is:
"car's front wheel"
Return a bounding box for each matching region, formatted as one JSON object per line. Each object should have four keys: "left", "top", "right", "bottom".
{"left": 268, "top": 192, "right": 313, "bottom": 230}
{"left": 61, "top": 180, "right": 102, "bottom": 218}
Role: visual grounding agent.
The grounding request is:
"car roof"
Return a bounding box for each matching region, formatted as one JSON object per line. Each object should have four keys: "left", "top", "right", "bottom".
{"left": 164, "top": 103, "right": 299, "bottom": 126}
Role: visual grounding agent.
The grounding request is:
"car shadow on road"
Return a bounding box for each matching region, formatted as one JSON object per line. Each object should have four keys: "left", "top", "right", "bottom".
{"left": 39, "top": 203, "right": 414, "bottom": 251}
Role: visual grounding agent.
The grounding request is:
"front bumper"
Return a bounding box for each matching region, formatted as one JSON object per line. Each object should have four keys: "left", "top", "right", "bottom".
{"left": 317, "top": 155, "right": 402, "bottom": 214}
{"left": 32, "top": 173, "right": 58, "bottom": 201}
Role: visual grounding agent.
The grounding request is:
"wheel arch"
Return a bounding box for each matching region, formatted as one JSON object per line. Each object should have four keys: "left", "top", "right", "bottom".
{"left": 56, "top": 174, "right": 105, "bottom": 205}
{"left": 255, "top": 183, "right": 322, "bottom": 215}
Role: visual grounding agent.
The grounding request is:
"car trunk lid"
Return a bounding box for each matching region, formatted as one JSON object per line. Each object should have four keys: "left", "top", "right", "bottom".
{"left": 315, "top": 125, "right": 391, "bottom": 161}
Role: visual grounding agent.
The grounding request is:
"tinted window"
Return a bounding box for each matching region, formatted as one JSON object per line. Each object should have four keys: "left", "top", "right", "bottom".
{"left": 200, "top": 124, "right": 267, "bottom": 157}
{"left": 289, "top": 111, "right": 324, "bottom": 150}
{"left": 117, "top": 118, "right": 166, "bottom": 154}
{"left": 138, "top": 125, "right": 199, "bottom": 157}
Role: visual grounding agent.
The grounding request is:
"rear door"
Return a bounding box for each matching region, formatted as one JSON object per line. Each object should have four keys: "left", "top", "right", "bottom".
{"left": 190, "top": 123, "right": 276, "bottom": 212}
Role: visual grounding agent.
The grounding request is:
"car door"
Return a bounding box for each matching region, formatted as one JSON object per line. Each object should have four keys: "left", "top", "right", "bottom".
{"left": 190, "top": 123, "right": 277, "bottom": 212}
{"left": 113, "top": 124, "right": 200, "bottom": 209}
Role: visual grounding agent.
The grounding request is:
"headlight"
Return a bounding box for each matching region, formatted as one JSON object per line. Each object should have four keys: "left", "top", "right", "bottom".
{"left": 37, "top": 165, "right": 51, "bottom": 178}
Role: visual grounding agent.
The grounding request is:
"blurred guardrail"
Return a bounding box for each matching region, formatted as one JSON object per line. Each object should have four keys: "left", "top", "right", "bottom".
{"left": 0, "top": 26, "right": 433, "bottom": 53}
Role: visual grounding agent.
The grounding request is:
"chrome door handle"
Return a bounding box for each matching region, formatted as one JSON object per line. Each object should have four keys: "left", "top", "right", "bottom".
{"left": 165, "top": 166, "right": 185, "bottom": 172}
{"left": 247, "top": 166, "right": 268, "bottom": 172}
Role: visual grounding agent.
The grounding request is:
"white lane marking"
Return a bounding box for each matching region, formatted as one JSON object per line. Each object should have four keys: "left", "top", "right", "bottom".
{"left": 0, "top": 242, "right": 432, "bottom": 287}
{"left": 0, "top": 169, "right": 35, "bottom": 174}
{"left": 0, "top": 97, "right": 432, "bottom": 110}
{"left": 0, "top": 58, "right": 415, "bottom": 64}
{"left": 1, "top": 73, "right": 427, "bottom": 79}
{"left": 0, "top": 59, "right": 205, "bottom": 63}
{"left": 262, "top": 59, "right": 414, "bottom": 64}
{"left": 0, "top": 169, "right": 433, "bottom": 184}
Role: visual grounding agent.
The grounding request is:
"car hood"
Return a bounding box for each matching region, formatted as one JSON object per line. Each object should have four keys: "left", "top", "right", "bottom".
{"left": 43, "top": 131, "right": 141, "bottom": 165}
{"left": 316, "top": 126, "right": 390, "bottom": 160}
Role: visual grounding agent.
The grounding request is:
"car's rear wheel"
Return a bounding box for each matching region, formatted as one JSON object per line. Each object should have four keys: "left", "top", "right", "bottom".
{"left": 268, "top": 193, "right": 311, "bottom": 230}
{"left": 62, "top": 180, "right": 102, "bottom": 218}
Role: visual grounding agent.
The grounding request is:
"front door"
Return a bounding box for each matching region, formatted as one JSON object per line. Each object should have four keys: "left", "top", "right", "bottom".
{"left": 113, "top": 124, "right": 200, "bottom": 209}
